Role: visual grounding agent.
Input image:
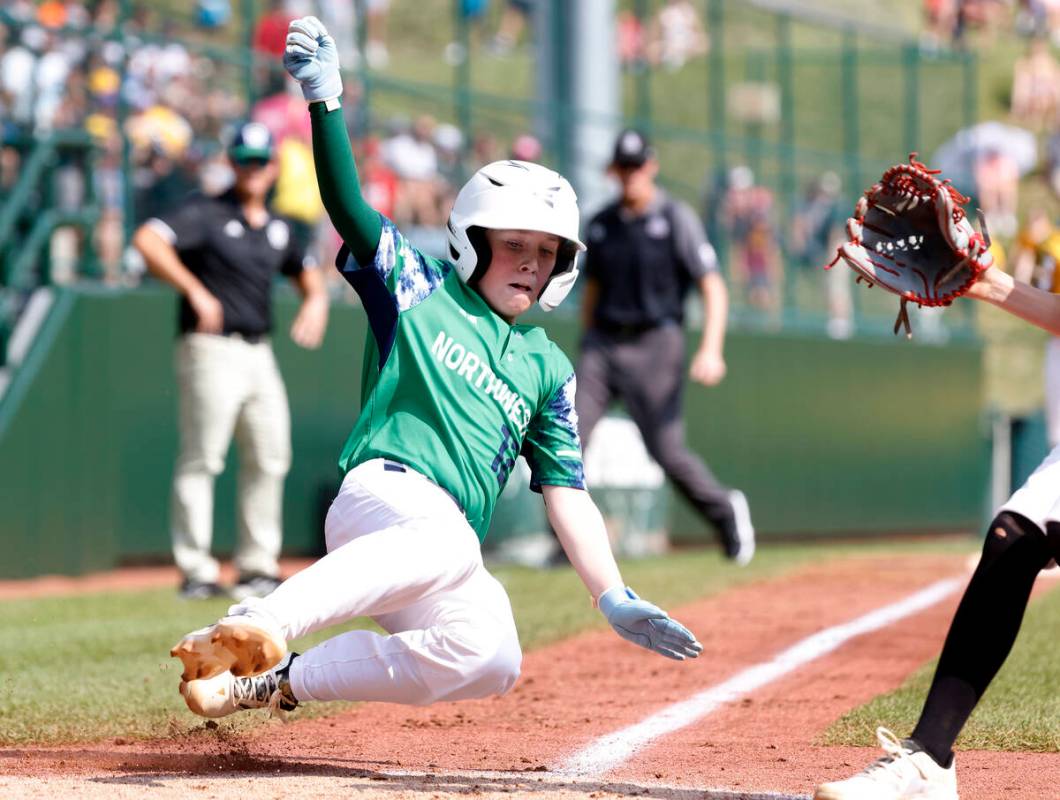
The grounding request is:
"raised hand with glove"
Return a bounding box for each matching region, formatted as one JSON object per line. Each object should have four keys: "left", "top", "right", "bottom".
{"left": 598, "top": 586, "right": 703, "bottom": 660}
{"left": 283, "top": 16, "right": 343, "bottom": 105}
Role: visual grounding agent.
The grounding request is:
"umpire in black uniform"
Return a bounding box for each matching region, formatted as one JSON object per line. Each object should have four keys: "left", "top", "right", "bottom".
{"left": 577, "top": 129, "right": 754, "bottom": 564}
{"left": 133, "top": 122, "right": 330, "bottom": 600}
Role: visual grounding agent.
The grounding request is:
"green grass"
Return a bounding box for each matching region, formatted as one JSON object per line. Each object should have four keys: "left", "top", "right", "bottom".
{"left": 0, "top": 538, "right": 971, "bottom": 747}
{"left": 820, "top": 576, "right": 1060, "bottom": 752}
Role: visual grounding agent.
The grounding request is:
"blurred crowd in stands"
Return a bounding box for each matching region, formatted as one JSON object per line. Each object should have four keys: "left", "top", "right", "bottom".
{"left": 0, "top": 0, "right": 558, "bottom": 294}
{"left": 3, "top": 0, "right": 1060, "bottom": 341}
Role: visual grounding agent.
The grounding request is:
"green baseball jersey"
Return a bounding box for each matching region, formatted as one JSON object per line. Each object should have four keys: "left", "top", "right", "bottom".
{"left": 337, "top": 217, "right": 585, "bottom": 540}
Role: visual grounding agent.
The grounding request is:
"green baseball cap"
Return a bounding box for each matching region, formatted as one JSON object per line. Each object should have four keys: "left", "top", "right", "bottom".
{"left": 227, "top": 121, "right": 274, "bottom": 163}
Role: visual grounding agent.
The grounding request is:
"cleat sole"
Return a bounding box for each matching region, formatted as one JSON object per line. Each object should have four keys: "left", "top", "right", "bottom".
{"left": 170, "top": 620, "right": 286, "bottom": 682}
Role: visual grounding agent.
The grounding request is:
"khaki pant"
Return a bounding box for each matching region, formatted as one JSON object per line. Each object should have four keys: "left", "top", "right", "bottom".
{"left": 172, "top": 333, "right": 291, "bottom": 584}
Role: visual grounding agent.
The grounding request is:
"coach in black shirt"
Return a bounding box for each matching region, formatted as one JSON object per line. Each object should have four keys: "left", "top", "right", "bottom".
{"left": 133, "top": 121, "right": 329, "bottom": 599}
{"left": 577, "top": 129, "right": 754, "bottom": 564}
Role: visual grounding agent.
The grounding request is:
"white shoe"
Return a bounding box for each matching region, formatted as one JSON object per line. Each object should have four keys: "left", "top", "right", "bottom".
{"left": 728, "top": 489, "right": 755, "bottom": 566}
{"left": 170, "top": 599, "right": 287, "bottom": 682}
{"left": 180, "top": 653, "right": 298, "bottom": 719}
{"left": 814, "top": 727, "right": 958, "bottom": 800}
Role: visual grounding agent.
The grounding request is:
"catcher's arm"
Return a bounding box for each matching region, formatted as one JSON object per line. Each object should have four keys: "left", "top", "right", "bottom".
{"left": 966, "top": 265, "right": 1060, "bottom": 337}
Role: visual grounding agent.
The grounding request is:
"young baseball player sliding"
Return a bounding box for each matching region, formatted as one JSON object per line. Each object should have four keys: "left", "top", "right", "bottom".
{"left": 169, "top": 16, "right": 701, "bottom": 719}
{"left": 815, "top": 268, "right": 1060, "bottom": 799}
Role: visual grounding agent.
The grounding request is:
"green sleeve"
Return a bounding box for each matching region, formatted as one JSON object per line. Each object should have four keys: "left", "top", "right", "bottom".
{"left": 309, "top": 101, "right": 382, "bottom": 265}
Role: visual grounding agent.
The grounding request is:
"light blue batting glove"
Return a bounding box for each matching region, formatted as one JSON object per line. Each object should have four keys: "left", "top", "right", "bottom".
{"left": 598, "top": 586, "right": 703, "bottom": 661}
{"left": 283, "top": 16, "right": 343, "bottom": 104}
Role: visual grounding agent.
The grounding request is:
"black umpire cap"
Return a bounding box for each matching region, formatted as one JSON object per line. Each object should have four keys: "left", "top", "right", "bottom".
{"left": 227, "top": 121, "right": 274, "bottom": 164}
{"left": 610, "top": 128, "right": 655, "bottom": 168}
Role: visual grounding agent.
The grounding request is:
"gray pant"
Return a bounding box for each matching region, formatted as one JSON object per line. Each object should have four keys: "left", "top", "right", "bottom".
{"left": 575, "top": 323, "right": 734, "bottom": 534}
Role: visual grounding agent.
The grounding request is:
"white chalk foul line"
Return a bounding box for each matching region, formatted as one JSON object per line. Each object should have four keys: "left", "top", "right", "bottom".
{"left": 557, "top": 576, "right": 964, "bottom": 778}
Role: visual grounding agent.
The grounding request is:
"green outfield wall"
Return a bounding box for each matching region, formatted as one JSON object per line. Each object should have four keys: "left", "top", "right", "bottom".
{"left": 0, "top": 285, "right": 987, "bottom": 578}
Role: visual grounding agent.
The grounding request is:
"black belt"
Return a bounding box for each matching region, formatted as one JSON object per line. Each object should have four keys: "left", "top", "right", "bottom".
{"left": 594, "top": 319, "right": 671, "bottom": 337}
{"left": 381, "top": 460, "right": 465, "bottom": 513}
{"left": 221, "top": 331, "right": 266, "bottom": 344}
{"left": 182, "top": 331, "right": 267, "bottom": 344}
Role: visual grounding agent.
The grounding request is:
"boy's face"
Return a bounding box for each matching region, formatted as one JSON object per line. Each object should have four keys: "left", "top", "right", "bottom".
{"left": 478, "top": 228, "right": 561, "bottom": 322}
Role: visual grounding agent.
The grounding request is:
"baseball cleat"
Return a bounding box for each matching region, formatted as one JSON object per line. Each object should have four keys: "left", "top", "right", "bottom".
{"left": 813, "top": 727, "right": 957, "bottom": 800}
{"left": 230, "top": 573, "right": 284, "bottom": 601}
{"left": 180, "top": 653, "right": 299, "bottom": 719}
{"left": 170, "top": 602, "right": 287, "bottom": 682}
{"left": 727, "top": 489, "right": 755, "bottom": 566}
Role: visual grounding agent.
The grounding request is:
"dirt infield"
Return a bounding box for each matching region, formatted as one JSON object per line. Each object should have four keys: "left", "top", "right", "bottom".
{"left": 3, "top": 553, "right": 1058, "bottom": 799}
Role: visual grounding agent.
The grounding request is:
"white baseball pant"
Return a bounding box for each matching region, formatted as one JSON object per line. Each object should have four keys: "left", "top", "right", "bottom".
{"left": 1001, "top": 436, "right": 1060, "bottom": 528}
{"left": 255, "top": 459, "right": 523, "bottom": 705}
{"left": 1044, "top": 337, "right": 1060, "bottom": 448}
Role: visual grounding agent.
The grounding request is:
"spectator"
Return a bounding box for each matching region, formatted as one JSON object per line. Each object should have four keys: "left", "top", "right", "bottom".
{"left": 36, "top": 0, "right": 89, "bottom": 30}
{"left": 357, "top": 136, "right": 399, "bottom": 221}
{"left": 432, "top": 122, "right": 464, "bottom": 187}
{"left": 1, "top": 26, "right": 43, "bottom": 129}
{"left": 791, "top": 172, "right": 852, "bottom": 338}
{"left": 1047, "top": 128, "right": 1060, "bottom": 198}
{"left": 93, "top": 132, "right": 125, "bottom": 281}
{"left": 197, "top": 0, "right": 232, "bottom": 29}
{"left": 363, "top": 0, "right": 391, "bottom": 69}
{"left": 470, "top": 130, "right": 501, "bottom": 171}
{"left": 510, "top": 132, "right": 542, "bottom": 162}
{"left": 253, "top": 0, "right": 294, "bottom": 59}
{"left": 444, "top": 0, "right": 490, "bottom": 66}
{"left": 1012, "top": 209, "right": 1060, "bottom": 446}
{"left": 318, "top": 0, "right": 358, "bottom": 67}
{"left": 646, "top": 0, "right": 708, "bottom": 72}
{"left": 577, "top": 129, "right": 754, "bottom": 565}
{"left": 722, "top": 165, "right": 780, "bottom": 315}
{"left": 131, "top": 122, "right": 330, "bottom": 600}
{"left": 383, "top": 114, "right": 442, "bottom": 227}
{"left": 975, "top": 147, "right": 1021, "bottom": 238}
{"left": 1018, "top": 0, "right": 1060, "bottom": 43}
{"left": 1012, "top": 208, "right": 1060, "bottom": 290}
{"left": 954, "top": 0, "right": 1011, "bottom": 45}
{"left": 616, "top": 9, "right": 647, "bottom": 72}
{"left": 488, "top": 0, "right": 534, "bottom": 56}
{"left": 1011, "top": 36, "right": 1060, "bottom": 129}
{"left": 921, "top": 0, "right": 959, "bottom": 50}
{"left": 252, "top": 0, "right": 295, "bottom": 91}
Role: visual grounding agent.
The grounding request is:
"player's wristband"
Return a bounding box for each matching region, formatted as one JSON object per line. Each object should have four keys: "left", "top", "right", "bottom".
{"left": 310, "top": 97, "right": 342, "bottom": 112}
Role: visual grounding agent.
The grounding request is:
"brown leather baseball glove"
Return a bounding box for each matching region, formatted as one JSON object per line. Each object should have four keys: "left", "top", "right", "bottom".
{"left": 827, "top": 154, "right": 993, "bottom": 337}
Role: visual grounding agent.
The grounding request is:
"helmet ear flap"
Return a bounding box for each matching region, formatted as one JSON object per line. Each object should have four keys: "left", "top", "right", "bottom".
{"left": 466, "top": 226, "right": 492, "bottom": 285}
{"left": 557, "top": 240, "right": 579, "bottom": 274}
{"left": 538, "top": 239, "right": 579, "bottom": 296}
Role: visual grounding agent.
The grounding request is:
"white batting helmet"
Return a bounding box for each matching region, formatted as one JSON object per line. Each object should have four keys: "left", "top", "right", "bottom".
{"left": 446, "top": 159, "right": 586, "bottom": 311}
